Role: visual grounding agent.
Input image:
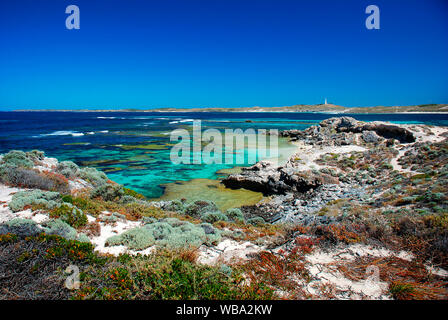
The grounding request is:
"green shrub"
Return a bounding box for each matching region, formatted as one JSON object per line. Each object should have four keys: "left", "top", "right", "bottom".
{"left": 0, "top": 218, "right": 42, "bottom": 237}
{"left": 9, "top": 190, "right": 61, "bottom": 212}
{"left": 247, "top": 216, "right": 266, "bottom": 226}
{"left": 106, "top": 218, "right": 221, "bottom": 250}
{"left": 182, "top": 200, "right": 230, "bottom": 223}
{"left": 0, "top": 150, "right": 34, "bottom": 168}
{"left": 91, "top": 183, "right": 124, "bottom": 201}
{"left": 56, "top": 161, "right": 79, "bottom": 178}
{"left": 201, "top": 211, "right": 228, "bottom": 223}
{"left": 164, "top": 200, "right": 186, "bottom": 212}
{"left": 225, "top": 208, "right": 245, "bottom": 223}
{"left": 184, "top": 200, "right": 219, "bottom": 218}
{"left": 42, "top": 219, "right": 89, "bottom": 242}
{"left": 50, "top": 203, "right": 88, "bottom": 228}
{"left": 120, "top": 201, "right": 165, "bottom": 220}
{"left": 389, "top": 282, "right": 416, "bottom": 300}
{"left": 106, "top": 227, "right": 156, "bottom": 250}
{"left": 25, "top": 150, "right": 45, "bottom": 162}
{"left": 123, "top": 187, "right": 146, "bottom": 200}
{"left": 62, "top": 195, "right": 105, "bottom": 216}
{"left": 79, "top": 167, "right": 108, "bottom": 186}
{"left": 74, "top": 250, "right": 273, "bottom": 300}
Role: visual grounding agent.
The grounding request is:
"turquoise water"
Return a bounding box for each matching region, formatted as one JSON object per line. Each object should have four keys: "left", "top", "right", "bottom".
{"left": 1, "top": 111, "right": 447, "bottom": 199}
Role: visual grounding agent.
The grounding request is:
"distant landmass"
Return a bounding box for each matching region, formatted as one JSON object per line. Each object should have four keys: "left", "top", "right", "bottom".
{"left": 12, "top": 103, "right": 448, "bottom": 113}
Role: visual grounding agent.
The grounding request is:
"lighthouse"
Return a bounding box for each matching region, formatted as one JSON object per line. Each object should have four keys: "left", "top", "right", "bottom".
{"left": 324, "top": 98, "right": 327, "bottom": 105}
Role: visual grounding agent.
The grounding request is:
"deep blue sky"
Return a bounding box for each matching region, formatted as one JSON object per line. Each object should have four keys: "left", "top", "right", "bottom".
{"left": 0, "top": 0, "right": 447, "bottom": 110}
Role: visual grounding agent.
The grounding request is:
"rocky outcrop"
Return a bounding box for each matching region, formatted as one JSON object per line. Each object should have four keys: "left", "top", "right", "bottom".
{"left": 222, "top": 161, "right": 338, "bottom": 195}
{"left": 361, "top": 123, "right": 415, "bottom": 143}
{"left": 281, "top": 117, "right": 415, "bottom": 144}
{"left": 224, "top": 117, "right": 417, "bottom": 196}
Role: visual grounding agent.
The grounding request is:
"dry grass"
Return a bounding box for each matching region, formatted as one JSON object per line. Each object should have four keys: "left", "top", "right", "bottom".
{"left": 331, "top": 255, "right": 448, "bottom": 300}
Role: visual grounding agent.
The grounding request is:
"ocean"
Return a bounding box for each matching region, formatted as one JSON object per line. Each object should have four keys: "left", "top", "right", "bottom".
{"left": 1, "top": 111, "right": 447, "bottom": 208}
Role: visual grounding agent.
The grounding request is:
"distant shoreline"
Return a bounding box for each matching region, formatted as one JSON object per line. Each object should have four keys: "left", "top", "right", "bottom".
{"left": 8, "top": 103, "right": 448, "bottom": 114}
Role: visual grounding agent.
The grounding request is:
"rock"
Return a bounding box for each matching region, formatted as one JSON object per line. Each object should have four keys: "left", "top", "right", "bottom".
{"left": 320, "top": 116, "right": 359, "bottom": 130}
{"left": 362, "top": 130, "right": 381, "bottom": 143}
{"left": 281, "top": 117, "right": 415, "bottom": 144}
{"left": 222, "top": 167, "right": 339, "bottom": 195}
{"left": 361, "top": 123, "right": 415, "bottom": 143}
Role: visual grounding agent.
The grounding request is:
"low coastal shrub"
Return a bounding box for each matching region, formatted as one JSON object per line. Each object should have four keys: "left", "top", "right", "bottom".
{"left": 0, "top": 233, "right": 103, "bottom": 299}
{"left": 225, "top": 208, "right": 245, "bottom": 223}
{"left": 123, "top": 187, "right": 146, "bottom": 200}
{"left": 25, "top": 150, "right": 45, "bottom": 163}
{"left": 112, "top": 201, "right": 165, "bottom": 220}
{"left": 42, "top": 219, "right": 90, "bottom": 242}
{"left": 163, "top": 199, "right": 186, "bottom": 212}
{"left": 242, "top": 249, "right": 310, "bottom": 299}
{"left": 106, "top": 226, "right": 155, "bottom": 250}
{"left": 247, "top": 216, "right": 266, "bottom": 226}
{"left": 90, "top": 183, "right": 124, "bottom": 201}
{"left": 0, "top": 166, "right": 69, "bottom": 193}
{"left": 62, "top": 195, "right": 105, "bottom": 216}
{"left": 79, "top": 167, "right": 108, "bottom": 186}
{"left": 56, "top": 160, "right": 80, "bottom": 178}
{"left": 49, "top": 203, "right": 88, "bottom": 228}
{"left": 392, "top": 214, "right": 448, "bottom": 268}
{"left": 201, "top": 211, "right": 228, "bottom": 223}
{"left": 73, "top": 248, "right": 273, "bottom": 300}
{"left": 179, "top": 200, "right": 243, "bottom": 223}
{"left": 184, "top": 200, "right": 219, "bottom": 218}
{"left": 0, "top": 150, "right": 34, "bottom": 168}
{"left": 105, "top": 218, "right": 221, "bottom": 250}
{"left": 9, "top": 190, "right": 61, "bottom": 212}
{"left": 0, "top": 218, "right": 42, "bottom": 237}
{"left": 0, "top": 217, "right": 89, "bottom": 243}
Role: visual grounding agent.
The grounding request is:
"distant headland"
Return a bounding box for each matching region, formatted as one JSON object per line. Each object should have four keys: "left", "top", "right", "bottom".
{"left": 11, "top": 103, "right": 448, "bottom": 113}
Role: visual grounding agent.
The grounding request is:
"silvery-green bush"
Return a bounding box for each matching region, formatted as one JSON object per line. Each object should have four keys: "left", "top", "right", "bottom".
{"left": 0, "top": 218, "right": 90, "bottom": 242}
{"left": 184, "top": 200, "right": 219, "bottom": 218}
{"left": 201, "top": 211, "right": 228, "bottom": 223}
{"left": 9, "top": 190, "right": 61, "bottom": 212}
{"left": 105, "top": 218, "right": 221, "bottom": 250}
{"left": 0, "top": 150, "right": 34, "bottom": 169}
{"left": 90, "top": 183, "right": 124, "bottom": 201}
{"left": 42, "top": 219, "right": 78, "bottom": 240}
{"left": 25, "top": 150, "right": 45, "bottom": 163}
{"left": 79, "top": 167, "right": 108, "bottom": 186}
{"left": 0, "top": 218, "right": 42, "bottom": 237}
{"left": 225, "top": 208, "right": 245, "bottom": 223}
{"left": 247, "top": 216, "right": 266, "bottom": 226}
{"left": 56, "top": 160, "right": 80, "bottom": 179}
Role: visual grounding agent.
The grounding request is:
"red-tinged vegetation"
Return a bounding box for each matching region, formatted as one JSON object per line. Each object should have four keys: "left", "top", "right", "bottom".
{"left": 332, "top": 255, "right": 448, "bottom": 300}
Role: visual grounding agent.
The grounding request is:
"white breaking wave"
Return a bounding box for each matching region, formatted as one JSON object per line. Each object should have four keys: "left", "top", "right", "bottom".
{"left": 34, "top": 131, "right": 84, "bottom": 138}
